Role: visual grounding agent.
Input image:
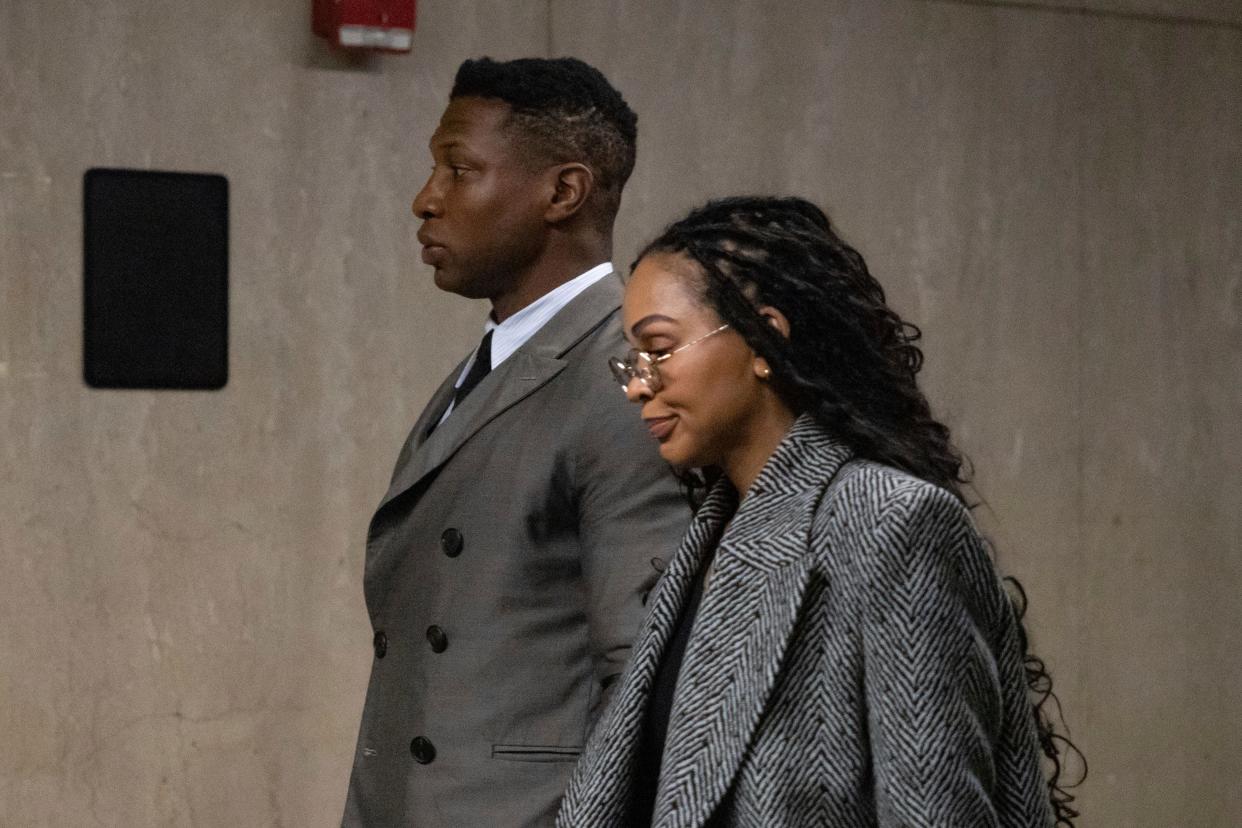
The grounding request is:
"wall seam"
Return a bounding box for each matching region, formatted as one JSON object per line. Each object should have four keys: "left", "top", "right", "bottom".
{"left": 915, "top": 0, "right": 1242, "bottom": 32}
{"left": 1072, "top": 12, "right": 1089, "bottom": 711}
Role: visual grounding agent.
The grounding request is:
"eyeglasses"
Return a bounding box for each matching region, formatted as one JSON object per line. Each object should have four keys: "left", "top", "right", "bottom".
{"left": 608, "top": 324, "right": 730, "bottom": 393}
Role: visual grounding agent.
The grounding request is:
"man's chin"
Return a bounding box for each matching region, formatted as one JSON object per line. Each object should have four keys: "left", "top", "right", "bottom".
{"left": 432, "top": 268, "right": 468, "bottom": 295}
{"left": 431, "top": 267, "right": 453, "bottom": 292}
{"left": 432, "top": 269, "right": 494, "bottom": 301}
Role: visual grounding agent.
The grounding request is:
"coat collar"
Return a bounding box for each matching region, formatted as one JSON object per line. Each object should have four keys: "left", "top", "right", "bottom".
{"left": 562, "top": 415, "right": 854, "bottom": 827}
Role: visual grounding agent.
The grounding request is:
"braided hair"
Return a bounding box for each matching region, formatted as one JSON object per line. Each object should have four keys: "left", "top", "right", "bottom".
{"left": 637, "top": 196, "right": 963, "bottom": 497}
{"left": 635, "top": 195, "right": 1082, "bottom": 824}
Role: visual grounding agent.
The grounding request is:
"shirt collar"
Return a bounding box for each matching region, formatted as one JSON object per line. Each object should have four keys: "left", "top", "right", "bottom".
{"left": 439, "top": 262, "right": 616, "bottom": 426}
{"left": 482, "top": 261, "right": 614, "bottom": 369}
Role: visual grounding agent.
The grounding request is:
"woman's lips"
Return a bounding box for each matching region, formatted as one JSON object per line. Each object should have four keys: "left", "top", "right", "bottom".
{"left": 644, "top": 415, "right": 676, "bottom": 441}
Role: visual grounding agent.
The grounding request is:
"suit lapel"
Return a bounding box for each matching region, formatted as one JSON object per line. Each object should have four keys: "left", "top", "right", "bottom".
{"left": 384, "top": 360, "right": 462, "bottom": 485}
{"left": 377, "top": 349, "right": 567, "bottom": 512}
{"left": 653, "top": 417, "right": 854, "bottom": 828}
{"left": 374, "top": 272, "right": 625, "bottom": 516}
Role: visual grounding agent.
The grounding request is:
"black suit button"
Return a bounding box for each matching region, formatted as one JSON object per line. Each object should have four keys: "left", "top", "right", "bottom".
{"left": 440, "top": 528, "right": 463, "bottom": 557}
{"left": 426, "top": 625, "right": 448, "bottom": 653}
{"left": 410, "top": 736, "right": 436, "bottom": 764}
{"left": 373, "top": 630, "right": 388, "bottom": 659}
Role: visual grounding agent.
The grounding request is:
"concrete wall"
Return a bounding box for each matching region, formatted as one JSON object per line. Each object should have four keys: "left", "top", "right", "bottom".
{"left": 2, "top": 1, "right": 1237, "bottom": 824}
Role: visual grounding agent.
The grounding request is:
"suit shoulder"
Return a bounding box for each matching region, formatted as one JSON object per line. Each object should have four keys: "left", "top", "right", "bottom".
{"left": 540, "top": 308, "right": 661, "bottom": 456}
{"left": 561, "top": 305, "right": 626, "bottom": 366}
{"left": 557, "top": 309, "right": 634, "bottom": 410}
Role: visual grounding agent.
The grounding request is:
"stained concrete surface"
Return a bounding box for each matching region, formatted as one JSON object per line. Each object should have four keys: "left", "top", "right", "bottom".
{"left": 2, "top": 1, "right": 1239, "bottom": 824}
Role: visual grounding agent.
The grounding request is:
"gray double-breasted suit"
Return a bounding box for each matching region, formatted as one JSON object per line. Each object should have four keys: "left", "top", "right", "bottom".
{"left": 343, "top": 273, "right": 690, "bottom": 826}
{"left": 558, "top": 415, "right": 1054, "bottom": 827}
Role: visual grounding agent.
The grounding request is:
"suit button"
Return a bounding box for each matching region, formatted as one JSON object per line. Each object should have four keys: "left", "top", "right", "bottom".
{"left": 440, "top": 528, "right": 463, "bottom": 557}
{"left": 373, "top": 630, "right": 388, "bottom": 659}
{"left": 426, "top": 625, "right": 448, "bottom": 653}
{"left": 410, "top": 736, "right": 436, "bottom": 764}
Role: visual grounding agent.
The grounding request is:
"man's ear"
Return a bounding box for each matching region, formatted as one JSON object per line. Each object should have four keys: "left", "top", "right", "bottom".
{"left": 545, "top": 163, "right": 594, "bottom": 224}
{"left": 758, "top": 305, "right": 792, "bottom": 339}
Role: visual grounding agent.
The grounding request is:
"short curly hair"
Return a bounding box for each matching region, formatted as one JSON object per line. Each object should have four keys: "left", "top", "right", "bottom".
{"left": 451, "top": 56, "right": 638, "bottom": 224}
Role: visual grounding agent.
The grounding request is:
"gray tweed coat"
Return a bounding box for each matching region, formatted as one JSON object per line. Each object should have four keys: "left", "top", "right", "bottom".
{"left": 557, "top": 415, "right": 1054, "bottom": 827}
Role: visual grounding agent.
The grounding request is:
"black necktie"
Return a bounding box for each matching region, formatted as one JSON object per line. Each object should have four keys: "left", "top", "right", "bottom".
{"left": 453, "top": 329, "right": 494, "bottom": 408}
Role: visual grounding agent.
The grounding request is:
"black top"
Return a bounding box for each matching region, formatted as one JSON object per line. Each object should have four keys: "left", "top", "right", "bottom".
{"left": 631, "top": 550, "right": 716, "bottom": 825}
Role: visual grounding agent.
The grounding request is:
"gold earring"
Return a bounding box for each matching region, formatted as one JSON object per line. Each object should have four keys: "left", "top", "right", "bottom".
{"left": 757, "top": 363, "right": 771, "bottom": 379}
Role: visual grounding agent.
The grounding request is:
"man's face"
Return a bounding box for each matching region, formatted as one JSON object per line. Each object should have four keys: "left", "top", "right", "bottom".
{"left": 413, "top": 97, "right": 549, "bottom": 300}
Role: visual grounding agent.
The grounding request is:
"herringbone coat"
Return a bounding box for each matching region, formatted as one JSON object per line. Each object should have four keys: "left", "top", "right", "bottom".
{"left": 558, "top": 415, "right": 1054, "bottom": 827}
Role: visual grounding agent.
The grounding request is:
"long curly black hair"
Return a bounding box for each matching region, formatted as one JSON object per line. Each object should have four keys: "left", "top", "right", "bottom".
{"left": 634, "top": 195, "right": 1083, "bottom": 824}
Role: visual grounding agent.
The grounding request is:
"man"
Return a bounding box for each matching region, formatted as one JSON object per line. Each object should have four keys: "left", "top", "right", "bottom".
{"left": 342, "top": 57, "right": 689, "bottom": 827}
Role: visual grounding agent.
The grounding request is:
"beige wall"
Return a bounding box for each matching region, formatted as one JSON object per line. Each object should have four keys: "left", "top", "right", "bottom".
{"left": 2, "top": 1, "right": 1238, "bottom": 825}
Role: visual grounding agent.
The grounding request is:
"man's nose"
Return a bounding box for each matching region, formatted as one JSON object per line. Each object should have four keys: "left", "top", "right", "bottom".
{"left": 411, "top": 175, "right": 441, "bottom": 219}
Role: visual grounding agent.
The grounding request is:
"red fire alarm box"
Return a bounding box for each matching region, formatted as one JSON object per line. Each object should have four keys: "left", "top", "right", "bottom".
{"left": 313, "top": 0, "right": 416, "bottom": 53}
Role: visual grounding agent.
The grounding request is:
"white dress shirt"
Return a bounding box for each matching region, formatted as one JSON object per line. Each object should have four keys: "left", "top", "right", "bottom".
{"left": 438, "top": 261, "right": 614, "bottom": 423}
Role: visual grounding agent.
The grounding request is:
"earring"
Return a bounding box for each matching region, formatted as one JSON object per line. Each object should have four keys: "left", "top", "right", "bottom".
{"left": 756, "top": 363, "right": 771, "bottom": 380}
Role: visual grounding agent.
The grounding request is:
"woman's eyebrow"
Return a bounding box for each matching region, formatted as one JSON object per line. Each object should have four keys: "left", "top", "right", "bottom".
{"left": 629, "top": 314, "right": 676, "bottom": 338}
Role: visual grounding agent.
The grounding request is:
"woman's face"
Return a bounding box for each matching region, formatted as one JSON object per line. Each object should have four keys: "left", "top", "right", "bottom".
{"left": 621, "top": 252, "right": 771, "bottom": 469}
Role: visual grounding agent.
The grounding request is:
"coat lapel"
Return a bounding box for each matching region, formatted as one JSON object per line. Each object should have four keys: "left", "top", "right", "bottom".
{"left": 652, "top": 416, "right": 854, "bottom": 828}
{"left": 560, "top": 482, "right": 738, "bottom": 825}
{"left": 560, "top": 417, "right": 856, "bottom": 828}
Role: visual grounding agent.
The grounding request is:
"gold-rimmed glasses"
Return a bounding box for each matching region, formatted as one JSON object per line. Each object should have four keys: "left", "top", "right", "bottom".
{"left": 607, "top": 324, "right": 730, "bottom": 393}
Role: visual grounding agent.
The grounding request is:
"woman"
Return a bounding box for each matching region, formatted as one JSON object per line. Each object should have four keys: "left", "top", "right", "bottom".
{"left": 557, "top": 197, "right": 1075, "bottom": 827}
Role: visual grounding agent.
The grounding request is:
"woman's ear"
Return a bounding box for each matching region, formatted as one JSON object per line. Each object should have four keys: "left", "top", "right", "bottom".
{"left": 753, "top": 306, "right": 790, "bottom": 381}
{"left": 545, "top": 162, "right": 594, "bottom": 224}
{"left": 758, "top": 305, "right": 791, "bottom": 339}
